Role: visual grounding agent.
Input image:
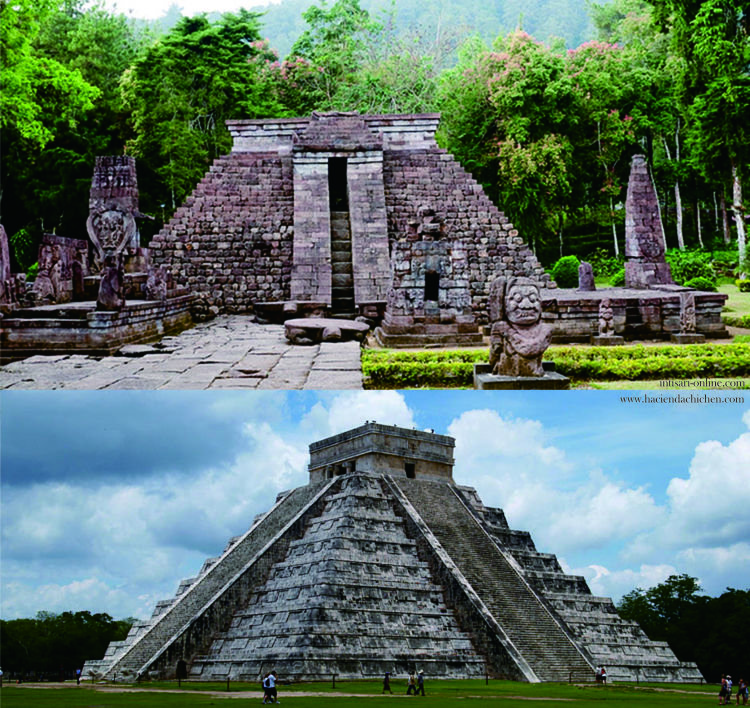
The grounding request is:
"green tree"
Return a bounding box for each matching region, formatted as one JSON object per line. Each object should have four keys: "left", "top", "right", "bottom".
{"left": 0, "top": 611, "right": 133, "bottom": 677}
{"left": 122, "top": 11, "right": 286, "bottom": 217}
{"left": 647, "top": 0, "right": 750, "bottom": 271}
{"left": 0, "top": 0, "right": 99, "bottom": 151}
{"left": 286, "top": 0, "right": 381, "bottom": 109}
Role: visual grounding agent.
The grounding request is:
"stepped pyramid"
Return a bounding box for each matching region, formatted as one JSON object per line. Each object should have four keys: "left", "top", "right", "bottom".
{"left": 85, "top": 423, "right": 702, "bottom": 684}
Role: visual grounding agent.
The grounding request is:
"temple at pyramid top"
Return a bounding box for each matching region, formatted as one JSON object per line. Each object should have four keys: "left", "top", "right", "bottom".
{"left": 309, "top": 422, "right": 455, "bottom": 483}
{"left": 85, "top": 423, "right": 702, "bottom": 685}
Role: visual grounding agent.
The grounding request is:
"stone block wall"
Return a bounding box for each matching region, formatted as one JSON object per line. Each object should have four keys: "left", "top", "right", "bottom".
{"left": 383, "top": 149, "right": 553, "bottom": 324}
{"left": 149, "top": 153, "right": 294, "bottom": 312}
{"left": 291, "top": 155, "right": 330, "bottom": 302}
{"left": 348, "top": 154, "right": 390, "bottom": 302}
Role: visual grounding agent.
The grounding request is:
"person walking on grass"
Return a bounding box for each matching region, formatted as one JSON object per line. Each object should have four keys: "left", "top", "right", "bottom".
{"left": 406, "top": 672, "right": 416, "bottom": 695}
{"left": 267, "top": 671, "right": 279, "bottom": 704}
{"left": 382, "top": 671, "right": 393, "bottom": 694}
{"left": 416, "top": 670, "right": 425, "bottom": 696}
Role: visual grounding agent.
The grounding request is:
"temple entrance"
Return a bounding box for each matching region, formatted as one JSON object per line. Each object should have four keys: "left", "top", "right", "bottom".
{"left": 329, "top": 158, "right": 355, "bottom": 317}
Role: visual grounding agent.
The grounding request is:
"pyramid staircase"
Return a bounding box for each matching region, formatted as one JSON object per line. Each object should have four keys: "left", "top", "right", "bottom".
{"left": 91, "top": 481, "right": 331, "bottom": 680}
{"left": 330, "top": 211, "right": 355, "bottom": 318}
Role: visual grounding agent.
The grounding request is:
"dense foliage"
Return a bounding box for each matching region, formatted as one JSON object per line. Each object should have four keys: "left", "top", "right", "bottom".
{"left": 0, "top": 0, "right": 747, "bottom": 273}
{"left": 617, "top": 575, "right": 750, "bottom": 682}
{"left": 0, "top": 611, "right": 133, "bottom": 678}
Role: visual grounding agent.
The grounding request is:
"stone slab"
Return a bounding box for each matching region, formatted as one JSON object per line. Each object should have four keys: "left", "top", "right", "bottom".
{"left": 473, "top": 363, "right": 570, "bottom": 390}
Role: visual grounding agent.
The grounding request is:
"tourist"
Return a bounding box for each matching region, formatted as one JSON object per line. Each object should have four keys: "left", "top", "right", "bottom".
{"left": 595, "top": 666, "right": 602, "bottom": 683}
{"left": 721, "top": 675, "right": 729, "bottom": 705}
{"left": 727, "top": 677, "right": 734, "bottom": 705}
{"left": 267, "top": 671, "right": 279, "bottom": 704}
{"left": 736, "top": 678, "right": 748, "bottom": 705}
{"left": 382, "top": 671, "right": 392, "bottom": 694}
{"left": 76, "top": 668, "right": 82, "bottom": 685}
{"left": 600, "top": 666, "right": 607, "bottom": 685}
{"left": 262, "top": 673, "right": 270, "bottom": 703}
{"left": 406, "top": 672, "right": 417, "bottom": 695}
{"left": 416, "top": 670, "right": 425, "bottom": 696}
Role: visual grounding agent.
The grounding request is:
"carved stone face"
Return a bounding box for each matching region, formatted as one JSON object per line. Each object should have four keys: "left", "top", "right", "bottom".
{"left": 506, "top": 282, "right": 542, "bottom": 325}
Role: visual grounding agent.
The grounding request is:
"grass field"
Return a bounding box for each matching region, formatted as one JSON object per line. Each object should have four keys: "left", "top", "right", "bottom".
{"left": 0, "top": 680, "right": 721, "bottom": 707}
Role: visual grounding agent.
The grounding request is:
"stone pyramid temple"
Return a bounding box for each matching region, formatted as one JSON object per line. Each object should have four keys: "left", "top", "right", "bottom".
{"left": 148, "top": 112, "right": 552, "bottom": 346}
{"left": 86, "top": 423, "right": 701, "bottom": 684}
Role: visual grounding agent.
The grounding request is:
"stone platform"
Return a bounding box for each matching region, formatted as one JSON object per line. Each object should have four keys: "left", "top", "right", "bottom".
{"left": 0, "top": 316, "right": 364, "bottom": 390}
{"left": 542, "top": 286, "right": 727, "bottom": 343}
{"left": 0, "top": 296, "right": 195, "bottom": 362}
{"left": 473, "top": 363, "right": 570, "bottom": 390}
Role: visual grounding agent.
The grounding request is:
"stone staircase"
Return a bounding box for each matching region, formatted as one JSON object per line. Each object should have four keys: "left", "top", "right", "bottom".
{"left": 394, "top": 478, "right": 593, "bottom": 682}
{"left": 330, "top": 211, "right": 355, "bottom": 317}
{"left": 100, "top": 481, "right": 329, "bottom": 679}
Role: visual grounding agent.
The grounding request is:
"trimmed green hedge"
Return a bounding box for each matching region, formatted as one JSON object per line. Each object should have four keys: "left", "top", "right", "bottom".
{"left": 362, "top": 343, "right": 750, "bottom": 388}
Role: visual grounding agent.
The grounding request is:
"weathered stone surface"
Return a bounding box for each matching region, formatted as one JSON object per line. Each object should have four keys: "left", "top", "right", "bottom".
{"left": 85, "top": 423, "right": 700, "bottom": 684}
{"left": 284, "top": 316, "right": 368, "bottom": 345}
{"left": 0, "top": 224, "right": 17, "bottom": 309}
{"left": 87, "top": 156, "right": 141, "bottom": 262}
{"left": 96, "top": 255, "right": 125, "bottom": 311}
{"left": 150, "top": 113, "right": 552, "bottom": 332}
{"left": 624, "top": 155, "right": 673, "bottom": 289}
{"left": 541, "top": 288, "right": 728, "bottom": 342}
{"left": 578, "top": 261, "right": 595, "bottom": 291}
{"left": 488, "top": 277, "right": 551, "bottom": 377}
{"left": 598, "top": 298, "right": 615, "bottom": 336}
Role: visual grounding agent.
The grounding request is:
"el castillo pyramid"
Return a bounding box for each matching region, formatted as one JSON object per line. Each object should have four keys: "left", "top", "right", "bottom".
{"left": 85, "top": 423, "right": 701, "bottom": 683}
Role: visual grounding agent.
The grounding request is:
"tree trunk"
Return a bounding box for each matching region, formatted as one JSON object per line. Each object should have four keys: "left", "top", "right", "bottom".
{"left": 662, "top": 134, "right": 684, "bottom": 250}
{"left": 610, "top": 197, "right": 619, "bottom": 258}
{"left": 732, "top": 163, "right": 747, "bottom": 277}
{"left": 674, "top": 182, "right": 684, "bottom": 250}
{"left": 696, "top": 201, "right": 704, "bottom": 248}
{"left": 720, "top": 192, "right": 731, "bottom": 246}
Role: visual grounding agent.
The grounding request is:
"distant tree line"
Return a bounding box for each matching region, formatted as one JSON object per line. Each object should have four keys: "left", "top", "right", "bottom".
{"left": 0, "top": 611, "right": 134, "bottom": 680}
{"left": 1, "top": 0, "right": 747, "bottom": 273}
{"left": 617, "top": 574, "right": 750, "bottom": 683}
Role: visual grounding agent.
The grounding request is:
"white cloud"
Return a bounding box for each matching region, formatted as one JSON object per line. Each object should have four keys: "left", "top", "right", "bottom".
{"left": 449, "top": 409, "right": 661, "bottom": 553}
{"left": 302, "top": 391, "right": 416, "bottom": 439}
{"left": 624, "top": 415, "right": 750, "bottom": 560}
{"left": 567, "top": 562, "right": 678, "bottom": 601}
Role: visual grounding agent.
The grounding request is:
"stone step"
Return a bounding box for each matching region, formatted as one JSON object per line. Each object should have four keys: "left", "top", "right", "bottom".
{"left": 332, "top": 274, "right": 353, "bottom": 288}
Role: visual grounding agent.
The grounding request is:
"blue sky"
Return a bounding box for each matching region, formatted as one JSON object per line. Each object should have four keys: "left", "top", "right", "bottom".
{"left": 2, "top": 390, "right": 749, "bottom": 621}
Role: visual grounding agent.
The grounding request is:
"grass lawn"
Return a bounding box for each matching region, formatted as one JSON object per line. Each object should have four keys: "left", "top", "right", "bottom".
{"left": 720, "top": 283, "right": 750, "bottom": 317}
{"left": 0, "top": 680, "right": 720, "bottom": 707}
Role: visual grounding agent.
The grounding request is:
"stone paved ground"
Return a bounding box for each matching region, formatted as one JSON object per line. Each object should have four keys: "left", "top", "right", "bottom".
{"left": 0, "top": 316, "right": 363, "bottom": 390}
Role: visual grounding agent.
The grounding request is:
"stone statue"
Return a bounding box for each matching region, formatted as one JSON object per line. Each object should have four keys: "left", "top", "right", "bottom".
{"left": 679, "top": 292, "right": 696, "bottom": 334}
{"left": 489, "top": 276, "right": 551, "bottom": 377}
{"left": 96, "top": 254, "right": 125, "bottom": 310}
{"left": 598, "top": 298, "right": 615, "bottom": 337}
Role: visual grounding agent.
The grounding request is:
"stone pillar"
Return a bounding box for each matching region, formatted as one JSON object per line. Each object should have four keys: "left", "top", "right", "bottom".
{"left": 291, "top": 154, "right": 332, "bottom": 303}
{"left": 87, "top": 156, "right": 140, "bottom": 263}
{"left": 348, "top": 153, "right": 390, "bottom": 303}
{"left": 624, "top": 154, "right": 673, "bottom": 288}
